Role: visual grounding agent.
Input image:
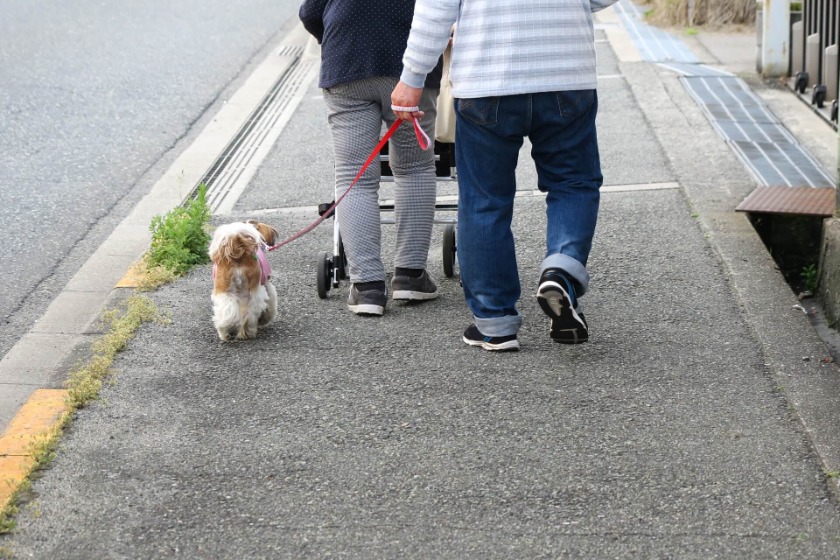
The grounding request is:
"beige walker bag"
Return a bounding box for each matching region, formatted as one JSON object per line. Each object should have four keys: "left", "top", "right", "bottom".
{"left": 435, "top": 44, "right": 455, "bottom": 143}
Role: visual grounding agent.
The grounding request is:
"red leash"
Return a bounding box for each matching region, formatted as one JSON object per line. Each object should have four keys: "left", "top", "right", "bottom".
{"left": 267, "top": 117, "right": 430, "bottom": 252}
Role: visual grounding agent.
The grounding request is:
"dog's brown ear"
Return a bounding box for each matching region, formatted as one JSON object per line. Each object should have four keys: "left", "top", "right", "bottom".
{"left": 252, "top": 222, "right": 280, "bottom": 245}
{"left": 225, "top": 234, "right": 257, "bottom": 261}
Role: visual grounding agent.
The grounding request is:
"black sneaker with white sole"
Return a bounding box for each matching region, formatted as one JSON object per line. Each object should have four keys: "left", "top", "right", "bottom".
{"left": 347, "top": 282, "right": 387, "bottom": 316}
{"left": 537, "top": 268, "right": 589, "bottom": 344}
{"left": 391, "top": 270, "right": 438, "bottom": 301}
{"left": 462, "top": 324, "right": 520, "bottom": 352}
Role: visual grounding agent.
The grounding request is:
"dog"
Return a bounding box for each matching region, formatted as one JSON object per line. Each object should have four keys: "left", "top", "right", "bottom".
{"left": 208, "top": 220, "right": 280, "bottom": 341}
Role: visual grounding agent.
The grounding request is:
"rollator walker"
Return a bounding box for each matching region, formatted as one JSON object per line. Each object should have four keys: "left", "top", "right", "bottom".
{"left": 314, "top": 138, "right": 458, "bottom": 299}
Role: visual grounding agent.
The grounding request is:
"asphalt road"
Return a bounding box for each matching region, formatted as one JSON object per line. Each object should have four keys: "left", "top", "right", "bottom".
{"left": 0, "top": 0, "right": 301, "bottom": 359}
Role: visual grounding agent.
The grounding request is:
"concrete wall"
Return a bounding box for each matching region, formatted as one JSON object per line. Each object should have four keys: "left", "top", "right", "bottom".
{"left": 818, "top": 218, "right": 840, "bottom": 326}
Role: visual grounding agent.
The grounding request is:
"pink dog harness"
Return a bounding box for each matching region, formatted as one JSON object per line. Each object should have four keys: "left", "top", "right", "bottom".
{"left": 256, "top": 246, "right": 270, "bottom": 285}
{"left": 212, "top": 245, "right": 271, "bottom": 286}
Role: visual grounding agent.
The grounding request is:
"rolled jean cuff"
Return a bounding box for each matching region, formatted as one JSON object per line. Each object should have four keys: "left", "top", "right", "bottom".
{"left": 475, "top": 314, "right": 522, "bottom": 338}
{"left": 541, "top": 254, "right": 590, "bottom": 296}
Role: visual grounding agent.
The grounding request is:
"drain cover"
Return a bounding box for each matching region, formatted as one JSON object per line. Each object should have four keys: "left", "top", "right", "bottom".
{"left": 736, "top": 185, "right": 835, "bottom": 216}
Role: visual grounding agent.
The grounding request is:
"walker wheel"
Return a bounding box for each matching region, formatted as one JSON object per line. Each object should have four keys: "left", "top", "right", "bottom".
{"left": 316, "top": 251, "right": 332, "bottom": 299}
{"left": 442, "top": 224, "right": 456, "bottom": 278}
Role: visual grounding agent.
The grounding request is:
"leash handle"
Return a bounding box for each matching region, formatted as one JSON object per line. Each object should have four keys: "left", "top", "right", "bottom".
{"left": 411, "top": 116, "right": 431, "bottom": 150}
{"left": 269, "top": 117, "right": 425, "bottom": 251}
{"left": 391, "top": 104, "right": 431, "bottom": 150}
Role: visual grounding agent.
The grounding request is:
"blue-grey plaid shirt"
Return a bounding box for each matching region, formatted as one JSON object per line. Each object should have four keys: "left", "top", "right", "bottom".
{"left": 401, "top": 0, "right": 619, "bottom": 98}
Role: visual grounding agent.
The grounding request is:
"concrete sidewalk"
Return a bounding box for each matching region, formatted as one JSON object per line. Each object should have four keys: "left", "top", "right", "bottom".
{"left": 5, "top": 8, "right": 840, "bottom": 559}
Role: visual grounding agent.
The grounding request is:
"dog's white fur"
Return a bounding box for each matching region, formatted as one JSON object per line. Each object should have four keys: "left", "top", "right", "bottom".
{"left": 208, "top": 221, "right": 279, "bottom": 341}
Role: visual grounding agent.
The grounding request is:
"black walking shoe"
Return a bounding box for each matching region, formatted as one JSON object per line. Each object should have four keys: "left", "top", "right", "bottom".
{"left": 391, "top": 270, "right": 438, "bottom": 301}
{"left": 347, "top": 282, "right": 387, "bottom": 316}
{"left": 537, "top": 268, "right": 589, "bottom": 344}
{"left": 462, "top": 324, "right": 520, "bottom": 352}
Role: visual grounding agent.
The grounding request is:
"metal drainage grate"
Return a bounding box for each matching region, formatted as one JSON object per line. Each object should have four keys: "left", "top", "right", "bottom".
{"left": 682, "top": 75, "right": 834, "bottom": 188}
{"left": 729, "top": 140, "right": 834, "bottom": 188}
{"left": 613, "top": 0, "right": 835, "bottom": 201}
{"left": 200, "top": 47, "right": 302, "bottom": 194}
{"left": 192, "top": 45, "right": 319, "bottom": 214}
{"left": 681, "top": 76, "right": 777, "bottom": 123}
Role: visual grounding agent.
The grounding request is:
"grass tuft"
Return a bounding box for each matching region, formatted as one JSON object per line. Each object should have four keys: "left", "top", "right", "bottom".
{"left": 0, "top": 188, "right": 206, "bottom": 536}
{"left": 0, "top": 411, "right": 71, "bottom": 535}
{"left": 0, "top": 295, "right": 170, "bottom": 535}
{"left": 131, "top": 259, "right": 179, "bottom": 292}
{"left": 66, "top": 296, "right": 168, "bottom": 409}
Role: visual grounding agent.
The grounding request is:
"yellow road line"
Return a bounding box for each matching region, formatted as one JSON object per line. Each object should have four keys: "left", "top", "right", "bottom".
{"left": 0, "top": 389, "right": 69, "bottom": 509}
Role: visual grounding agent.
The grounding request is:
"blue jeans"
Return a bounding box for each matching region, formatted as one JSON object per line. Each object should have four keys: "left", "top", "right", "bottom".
{"left": 455, "top": 90, "right": 602, "bottom": 337}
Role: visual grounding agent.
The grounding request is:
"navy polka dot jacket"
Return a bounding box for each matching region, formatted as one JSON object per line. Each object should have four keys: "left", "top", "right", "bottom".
{"left": 299, "top": 0, "right": 442, "bottom": 90}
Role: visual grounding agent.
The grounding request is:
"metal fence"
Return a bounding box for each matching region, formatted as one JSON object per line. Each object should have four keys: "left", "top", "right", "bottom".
{"left": 790, "top": 0, "right": 840, "bottom": 120}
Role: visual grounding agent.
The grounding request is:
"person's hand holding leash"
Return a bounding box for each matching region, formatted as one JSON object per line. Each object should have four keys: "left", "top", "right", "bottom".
{"left": 391, "top": 81, "right": 425, "bottom": 122}
{"left": 390, "top": 80, "right": 432, "bottom": 150}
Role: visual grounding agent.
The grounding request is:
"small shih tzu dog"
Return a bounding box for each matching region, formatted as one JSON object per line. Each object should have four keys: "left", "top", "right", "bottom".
{"left": 208, "top": 220, "right": 279, "bottom": 341}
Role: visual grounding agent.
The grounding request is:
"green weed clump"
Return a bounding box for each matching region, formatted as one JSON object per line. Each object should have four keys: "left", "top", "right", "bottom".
{"left": 145, "top": 184, "right": 211, "bottom": 276}
{"left": 66, "top": 295, "right": 168, "bottom": 408}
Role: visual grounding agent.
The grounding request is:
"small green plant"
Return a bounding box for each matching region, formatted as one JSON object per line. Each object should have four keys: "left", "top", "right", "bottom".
{"left": 801, "top": 264, "right": 818, "bottom": 293}
{"left": 684, "top": 27, "right": 698, "bottom": 35}
{"left": 145, "top": 184, "right": 211, "bottom": 276}
{"left": 825, "top": 469, "right": 840, "bottom": 479}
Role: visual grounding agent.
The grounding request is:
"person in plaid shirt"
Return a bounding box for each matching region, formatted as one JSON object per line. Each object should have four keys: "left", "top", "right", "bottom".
{"left": 392, "top": 0, "right": 619, "bottom": 351}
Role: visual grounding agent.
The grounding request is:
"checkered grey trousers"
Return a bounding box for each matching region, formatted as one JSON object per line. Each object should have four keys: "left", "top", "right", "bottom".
{"left": 323, "top": 77, "right": 438, "bottom": 283}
